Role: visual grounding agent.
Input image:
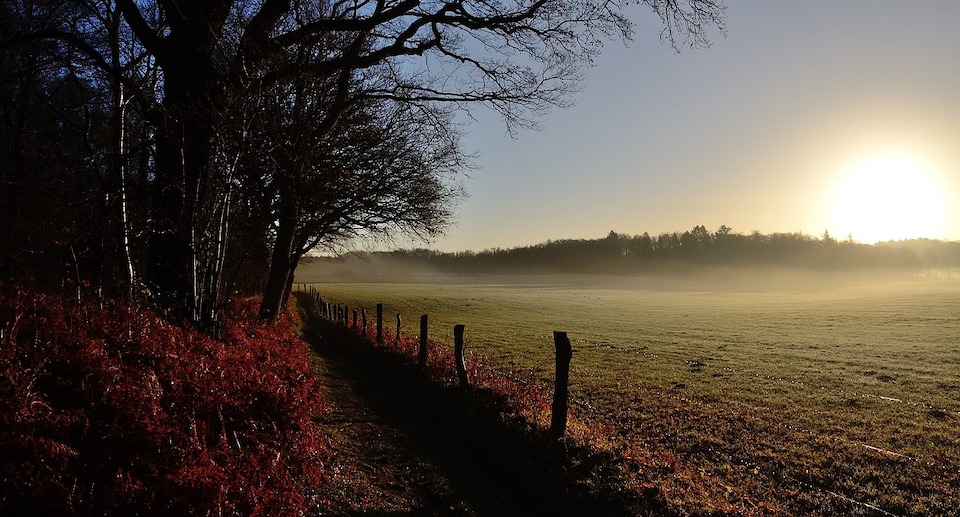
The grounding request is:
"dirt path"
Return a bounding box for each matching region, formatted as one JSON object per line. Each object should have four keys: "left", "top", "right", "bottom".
{"left": 299, "top": 299, "right": 528, "bottom": 516}
{"left": 296, "top": 294, "right": 650, "bottom": 517}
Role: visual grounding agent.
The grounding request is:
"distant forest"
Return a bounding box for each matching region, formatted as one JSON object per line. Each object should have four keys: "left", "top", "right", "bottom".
{"left": 339, "top": 227, "right": 960, "bottom": 276}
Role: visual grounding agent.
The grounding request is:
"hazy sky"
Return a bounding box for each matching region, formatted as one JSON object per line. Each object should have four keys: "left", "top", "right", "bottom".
{"left": 424, "top": 1, "right": 960, "bottom": 252}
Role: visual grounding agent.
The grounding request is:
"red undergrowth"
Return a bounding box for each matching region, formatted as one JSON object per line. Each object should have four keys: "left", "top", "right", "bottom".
{"left": 0, "top": 289, "right": 328, "bottom": 516}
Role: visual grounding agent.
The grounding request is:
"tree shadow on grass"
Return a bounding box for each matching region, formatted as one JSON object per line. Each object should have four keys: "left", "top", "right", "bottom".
{"left": 295, "top": 293, "right": 672, "bottom": 517}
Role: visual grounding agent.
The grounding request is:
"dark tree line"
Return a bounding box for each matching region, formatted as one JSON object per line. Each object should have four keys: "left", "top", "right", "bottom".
{"left": 1, "top": 0, "right": 724, "bottom": 328}
{"left": 387, "top": 227, "right": 960, "bottom": 274}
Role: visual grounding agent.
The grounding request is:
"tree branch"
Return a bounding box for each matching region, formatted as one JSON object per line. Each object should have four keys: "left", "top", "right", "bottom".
{"left": 114, "top": 0, "right": 170, "bottom": 61}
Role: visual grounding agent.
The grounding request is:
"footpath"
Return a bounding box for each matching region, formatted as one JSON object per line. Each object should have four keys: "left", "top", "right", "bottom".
{"left": 294, "top": 294, "right": 649, "bottom": 517}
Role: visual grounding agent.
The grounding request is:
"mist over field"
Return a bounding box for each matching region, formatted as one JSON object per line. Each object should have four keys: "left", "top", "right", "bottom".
{"left": 297, "top": 253, "right": 956, "bottom": 294}
{"left": 294, "top": 231, "right": 960, "bottom": 513}
{"left": 300, "top": 230, "right": 960, "bottom": 290}
{"left": 302, "top": 251, "right": 960, "bottom": 514}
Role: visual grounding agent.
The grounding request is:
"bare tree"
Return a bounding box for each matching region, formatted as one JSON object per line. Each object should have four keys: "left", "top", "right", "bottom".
{"left": 7, "top": 0, "right": 724, "bottom": 325}
{"left": 0, "top": 0, "right": 159, "bottom": 299}
{"left": 130, "top": 0, "right": 723, "bottom": 326}
{"left": 229, "top": 65, "right": 465, "bottom": 321}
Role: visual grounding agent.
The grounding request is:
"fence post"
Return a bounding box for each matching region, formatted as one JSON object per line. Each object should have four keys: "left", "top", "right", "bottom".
{"left": 454, "top": 324, "right": 468, "bottom": 387}
{"left": 361, "top": 308, "right": 368, "bottom": 336}
{"left": 550, "top": 331, "right": 573, "bottom": 440}
{"left": 418, "top": 315, "right": 428, "bottom": 367}
{"left": 352, "top": 309, "right": 358, "bottom": 330}
{"left": 376, "top": 304, "right": 383, "bottom": 345}
{"left": 395, "top": 313, "right": 402, "bottom": 344}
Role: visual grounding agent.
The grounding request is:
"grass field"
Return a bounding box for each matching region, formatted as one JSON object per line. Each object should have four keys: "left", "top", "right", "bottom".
{"left": 297, "top": 266, "right": 960, "bottom": 515}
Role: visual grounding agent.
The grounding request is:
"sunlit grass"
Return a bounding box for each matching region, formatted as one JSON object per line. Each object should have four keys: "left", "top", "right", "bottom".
{"left": 302, "top": 273, "right": 960, "bottom": 515}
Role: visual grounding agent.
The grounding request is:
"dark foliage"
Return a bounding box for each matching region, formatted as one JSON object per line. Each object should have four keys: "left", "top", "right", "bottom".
{"left": 0, "top": 290, "right": 328, "bottom": 516}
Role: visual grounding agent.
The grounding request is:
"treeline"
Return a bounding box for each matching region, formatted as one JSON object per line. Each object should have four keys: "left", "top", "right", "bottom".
{"left": 386, "top": 227, "right": 960, "bottom": 274}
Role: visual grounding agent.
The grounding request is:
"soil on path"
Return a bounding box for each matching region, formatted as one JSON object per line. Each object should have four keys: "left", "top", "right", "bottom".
{"left": 295, "top": 294, "right": 653, "bottom": 517}
{"left": 299, "top": 297, "right": 527, "bottom": 516}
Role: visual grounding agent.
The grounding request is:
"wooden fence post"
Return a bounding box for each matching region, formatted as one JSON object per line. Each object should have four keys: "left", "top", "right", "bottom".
{"left": 454, "top": 324, "right": 468, "bottom": 387}
{"left": 550, "top": 331, "right": 573, "bottom": 440}
{"left": 361, "top": 308, "right": 368, "bottom": 336}
{"left": 376, "top": 304, "right": 383, "bottom": 345}
{"left": 395, "top": 313, "right": 402, "bottom": 344}
{"left": 418, "top": 314, "right": 428, "bottom": 367}
{"left": 352, "top": 309, "right": 358, "bottom": 330}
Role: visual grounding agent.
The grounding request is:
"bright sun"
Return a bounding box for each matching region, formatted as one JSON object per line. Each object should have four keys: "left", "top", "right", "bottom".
{"left": 829, "top": 154, "right": 947, "bottom": 243}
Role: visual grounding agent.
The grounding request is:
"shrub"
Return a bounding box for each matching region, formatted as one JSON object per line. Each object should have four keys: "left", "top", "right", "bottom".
{"left": 0, "top": 290, "right": 328, "bottom": 516}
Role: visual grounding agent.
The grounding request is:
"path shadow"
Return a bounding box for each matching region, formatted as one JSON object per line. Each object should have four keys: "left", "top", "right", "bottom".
{"left": 295, "top": 293, "right": 670, "bottom": 517}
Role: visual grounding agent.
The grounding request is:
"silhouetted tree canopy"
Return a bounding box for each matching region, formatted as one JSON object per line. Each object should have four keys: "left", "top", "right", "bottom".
{"left": 2, "top": 0, "right": 726, "bottom": 326}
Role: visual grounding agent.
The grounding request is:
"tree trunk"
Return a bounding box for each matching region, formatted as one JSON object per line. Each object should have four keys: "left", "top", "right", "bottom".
{"left": 280, "top": 255, "right": 299, "bottom": 310}
{"left": 259, "top": 181, "right": 298, "bottom": 321}
{"left": 0, "top": 66, "right": 32, "bottom": 289}
{"left": 144, "top": 50, "right": 219, "bottom": 324}
{"left": 110, "top": 8, "right": 136, "bottom": 302}
{"left": 0, "top": 135, "right": 22, "bottom": 288}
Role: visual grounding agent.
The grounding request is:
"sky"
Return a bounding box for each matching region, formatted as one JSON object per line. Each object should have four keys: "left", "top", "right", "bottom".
{"left": 420, "top": 1, "right": 960, "bottom": 253}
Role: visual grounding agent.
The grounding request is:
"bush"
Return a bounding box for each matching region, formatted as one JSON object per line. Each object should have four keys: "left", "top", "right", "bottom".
{"left": 0, "top": 290, "right": 328, "bottom": 516}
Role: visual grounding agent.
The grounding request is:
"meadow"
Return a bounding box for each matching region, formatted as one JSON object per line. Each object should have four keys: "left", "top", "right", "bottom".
{"left": 299, "top": 266, "right": 960, "bottom": 515}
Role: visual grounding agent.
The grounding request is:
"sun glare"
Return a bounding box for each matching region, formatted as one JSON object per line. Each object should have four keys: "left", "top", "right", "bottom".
{"left": 829, "top": 154, "right": 947, "bottom": 243}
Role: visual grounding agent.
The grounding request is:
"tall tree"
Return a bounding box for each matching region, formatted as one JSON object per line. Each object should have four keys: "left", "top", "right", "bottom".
{"left": 124, "top": 0, "right": 723, "bottom": 326}
{"left": 6, "top": 0, "right": 724, "bottom": 325}
{"left": 0, "top": 0, "right": 158, "bottom": 298}
{"left": 238, "top": 78, "right": 465, "bottom": 321}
